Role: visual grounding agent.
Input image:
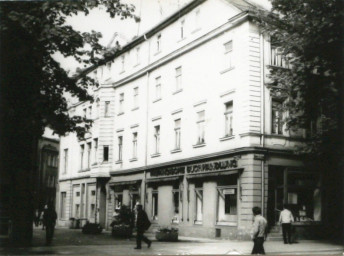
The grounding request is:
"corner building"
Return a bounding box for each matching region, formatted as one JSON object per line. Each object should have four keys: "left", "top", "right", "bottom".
{"left": 57, "top": 0, "right": 323, "bottom": 239}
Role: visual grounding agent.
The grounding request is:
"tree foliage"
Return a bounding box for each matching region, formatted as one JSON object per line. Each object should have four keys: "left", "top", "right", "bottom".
{"left": 252, "top": 0, "right": 343, "bottom": 161}
{"left": 0, "top": 1, "right": 137, "bottom": 138}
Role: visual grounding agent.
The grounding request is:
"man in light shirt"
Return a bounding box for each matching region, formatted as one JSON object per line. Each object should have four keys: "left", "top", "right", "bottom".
{"left": 251, "top": 206, "right": 267, "bottom": 254}
{"left": 279, "top": 204, "right": 294, "bottom": 244}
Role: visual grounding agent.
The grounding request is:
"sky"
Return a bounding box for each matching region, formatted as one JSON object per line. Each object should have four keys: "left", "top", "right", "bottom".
{"left": 55, "top": 0, "right": 271, "bottom": 72}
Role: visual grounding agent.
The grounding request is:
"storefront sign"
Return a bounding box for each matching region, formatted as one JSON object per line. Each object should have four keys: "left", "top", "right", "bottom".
{"left": 150, "top": 166, "right": 185, "bottom": 177}
{"left": 150, "top": 159, "right": 237, "bottom": 177}
{"left": 186, "top": 160, "right": 237, "bottom": 174}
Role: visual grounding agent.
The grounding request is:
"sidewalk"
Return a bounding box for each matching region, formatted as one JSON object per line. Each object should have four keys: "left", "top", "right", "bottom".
{"left": 0, "top": 227, "right": 343, "bottom": 255}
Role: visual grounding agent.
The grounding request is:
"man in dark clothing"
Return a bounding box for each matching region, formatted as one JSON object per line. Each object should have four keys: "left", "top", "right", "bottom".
{"left": 43, "top": 203, "right": 57, "bottom": 245}
{"left": 134, "top": 204, "right": 152, "bottom": 249}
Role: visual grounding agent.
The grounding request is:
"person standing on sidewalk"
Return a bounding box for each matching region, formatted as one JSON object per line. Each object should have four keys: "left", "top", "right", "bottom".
{"left": 43, "top": 203, "right": 57, "bottom": 245}
{"left": 251, "top": 206, "right": 267, "bottom": 255}
{"left": 279, "top": 204, "right": 294, "bottom": 244}
{"left": 134, "top": 204, "right": 152, "bottom": 249}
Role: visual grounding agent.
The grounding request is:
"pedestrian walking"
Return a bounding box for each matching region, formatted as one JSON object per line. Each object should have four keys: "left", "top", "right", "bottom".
{"left": 134, "top": 204, "right": 152, "bottom": 249}
{"left": 279, "top": 204, "right": 294, "bottom": 244}
{"left": 43, "top": 203, "right": 57, "bottom": 245}
{"left": 251, "top": 206, "right": 267, "bottom": 255}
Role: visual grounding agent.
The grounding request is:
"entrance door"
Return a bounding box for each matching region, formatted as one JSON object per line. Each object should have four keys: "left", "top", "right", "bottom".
{"left": 267, "top": 166, "right": 285, "bottom": 226}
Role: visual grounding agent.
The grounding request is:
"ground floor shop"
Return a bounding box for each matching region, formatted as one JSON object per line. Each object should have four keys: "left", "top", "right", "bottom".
{"left": 57, "top": 151, "right": 324, "bottom": 239}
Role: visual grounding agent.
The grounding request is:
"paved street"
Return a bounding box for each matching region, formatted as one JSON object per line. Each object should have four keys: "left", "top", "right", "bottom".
{"left": 0, "top": 228, "right": 343, "bottom": 255}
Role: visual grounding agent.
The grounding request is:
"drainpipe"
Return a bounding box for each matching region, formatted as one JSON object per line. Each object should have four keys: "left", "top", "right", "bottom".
{"left": 260, "top": 32, "right": 266, "bottom": 216}
{"left": 143, "top": 35, "right": 150, "bottom": 210}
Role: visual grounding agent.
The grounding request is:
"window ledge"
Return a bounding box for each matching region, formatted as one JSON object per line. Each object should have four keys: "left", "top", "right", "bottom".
{"left": 154, "top": 51, "right": 162, "bottom": 56}
{"left": 119, "top": 70, "right": 125, "bottom": 74}
{"left": 173, "top": 89, "right": 183, "bottom": 95}
{"left": 193, "top": 143, "right": 206, "bottom": 148}
{"left": 91, "top": 162, "right": 98, "bottom": 166}
{"left": 171, "top": 220, "right": 180, "bottom": 224}
{"left": 153, "top": 98, "right": 162, "bottom": 103}
{"left": 171, "top": 148, "right": 182, "bottom": 154}
{"left": 129, "top": 158, "right": 138, "bottom": 162}
{"left": 151, "top": 153, "right": 161, "bottom": 158}
{"left": 220, "top": 66, "right": 235, "bottom": 74}
{"left": 194, "top": 220, "right": 203, "bottom": 225}
{"left": 115, "top": 160, "right": 123, "bottom": 164}
{"left": 133, "top": 63, "right": 140, "bottom": 68}
{"left": 219, "top": 135, "right": 235, "bottom": 142}
{"left": 117, "top": 112, "right": 124, "bottom": 116}
{"left": 191, "top": 28, "right": 201, "bottom": 34}
{"left": 131, "top": 107, "right": 139, "bottom": 111}
{"left": 267, "top": 64, "right": 290, "bottom": 70}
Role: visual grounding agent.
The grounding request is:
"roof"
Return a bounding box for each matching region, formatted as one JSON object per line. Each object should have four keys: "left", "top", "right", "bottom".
{"left": 75, "top": 0, "right": 266, "bottom": 80}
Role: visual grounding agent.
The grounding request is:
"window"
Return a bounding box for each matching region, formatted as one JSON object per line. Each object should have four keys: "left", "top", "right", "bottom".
{"left": 91, "top": 190, "right": 96, "bottom": 196}
{"left": 96, "top": 99, "right": 100, "bottom": 118}
{"left": 195, "top": 187, "right": 203, "bottom": 223}
{"left": 83, "top": 108, "right": 87, "bottom": 118}
{"left": 217, "top": 188, "right": 237, "bottom": 220}
{"left": 156, "top": 34, "right": 161, "bottom": 52}
{"left": 121, "top": 55, "right": 125, "bottom": 72}
{"left": 135, "top": 47, "right": 140, "bottom": 65}
{"left": 119, "top": 93, "right": 124, "bottom": 113}
{"left": 172, "top": 189, "right": 179, "bottom": 223}
{"left": 76, "top": 191, "right": 80, "bottom": 197}
{"left": 224, "top": 101, "right": 233, "bottom": 136}
{"left": 87, "top": 142, "right": 91, "bottom": 168}
{"left": 106, "top": 61, "right": 111, "bottom": 71}
{"left": 114, "top": 193, "right": 123, "bottom": 210}
{"left": 174, "top": 119, "right": 181, "bottom": 149}
{"left": 175, "top": 66, "right": 182, "bottom": 91}
{"left": 196, "top": 111, "right": 205, "bottom": 144}
{"left": 152, "top": 190, "right": 158, "bottom": 220}
{"left": 270, "top": 45, "right": 289, "bottom": 68}
{"left": 80, "top": 145, "right": 84, "bottom": 170}
{"left": 118, "top": 136, "right": 123, "bottom": 161}
{"left": 133, "top": 87, "right": 139, "bottom": 109}
{"left": 272, "top": 100, "right": 283, "bottom": 135}
{"left": 132, "top": 132, "right": 138, "bottom": 159}
{"left": 93, "top": 138, "right": 98, "bottom": 164}
{"left": 180, "top": 19, "right": 185, "bottom": 39}
{"left": 103, "top": 145, "right": 109, "bottom": 162}
{"left": 104, "top": 101, "right": 110, "bottom": 117}
{"left": 63, "top": 149, "right": 68, "bottom": 174}
{"left": 155, "top": 76, "right": 161, "bottom": 100}
{"left": 224, "top": 41, "right": 233, "bottom": 70}
{"left": 60, "top": 192, "right": 66, "bottom": 219}
{"left": 153, "top": 125, "right": 160, "bottom": 154}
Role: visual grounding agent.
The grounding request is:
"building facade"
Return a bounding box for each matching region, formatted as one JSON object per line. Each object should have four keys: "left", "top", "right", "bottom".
{"left": 57, "top": 0, "right": 323, "bottom": 239}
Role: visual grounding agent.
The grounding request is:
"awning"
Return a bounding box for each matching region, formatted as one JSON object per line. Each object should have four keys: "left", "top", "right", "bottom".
{"left": 186, "top": 169, "right": 242, "bottom": 179}
{"left": 146, "top": 176, "right": 182, "bottom": 184}
{"left": 109, "top": 180, "right": 141, "bottom": 186}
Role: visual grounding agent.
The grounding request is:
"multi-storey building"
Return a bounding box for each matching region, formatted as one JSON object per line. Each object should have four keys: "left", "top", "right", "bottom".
{"left": 57, "top": 0, "right": 323, "bottom": 239}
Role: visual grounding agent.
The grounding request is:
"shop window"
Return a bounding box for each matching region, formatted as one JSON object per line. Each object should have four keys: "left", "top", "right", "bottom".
{"left": 152, "top": 191, "right": 158, "bottom": 220}
{"left": 114, "top": 193, "right": 123, "bottom": 210}
{"left": 195, "top": 188, "right": 203, "bottom": 224}
{"left": 60, "top": 192, "right": 66, "bottom": 219}
{"left": 130, "top": 192, "right": 140, "bottom": 211}
{"left": 172, "top": 190, "right": 179, "bottom": 223}
{"left": 287, "top": 172, "right": 321, "bottom": 222}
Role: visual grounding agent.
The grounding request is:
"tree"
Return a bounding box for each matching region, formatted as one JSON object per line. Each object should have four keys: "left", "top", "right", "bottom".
{"left": 251, "top": 0, "right": 343, "bottom": 240}
{"left": 0, "top": 1, "right": 137, "bottom": 245}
